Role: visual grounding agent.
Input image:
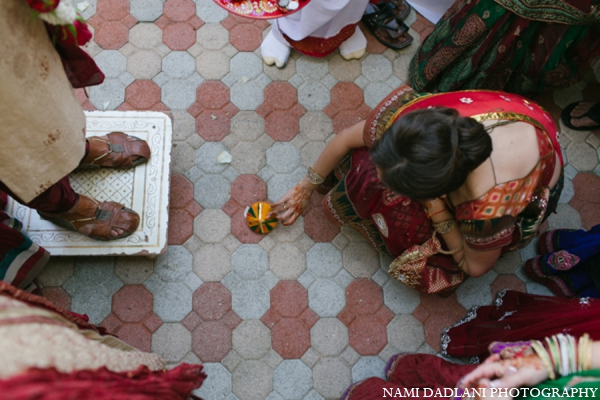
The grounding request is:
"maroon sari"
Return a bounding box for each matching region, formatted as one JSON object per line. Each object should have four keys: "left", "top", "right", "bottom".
{"left": 443, "top": 290, "right": 600, "bottom": 361}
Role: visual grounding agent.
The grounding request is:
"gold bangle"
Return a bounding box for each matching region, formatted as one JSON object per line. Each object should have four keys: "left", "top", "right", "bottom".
{"left": 307, "top": 166, "right": 325, "bottom": 185}
{"left": 457, "top": 257, "right": 466, "bottom": 272}
{"left": 432, "top": 219, "right": 455, "bottom": 235}
{"left": 586, "top": 337, "right": 593, "bottom": 371}
{"left": 531, "top": 340, "right": 556, "bottom": 380}
{"left": 438, "top": 243, "right": 463, "bottom": 256}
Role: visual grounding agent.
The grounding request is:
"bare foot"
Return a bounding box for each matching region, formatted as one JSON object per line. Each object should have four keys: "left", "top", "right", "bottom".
{"left": 570, "top": 101, "right": 598, "bottom": 128}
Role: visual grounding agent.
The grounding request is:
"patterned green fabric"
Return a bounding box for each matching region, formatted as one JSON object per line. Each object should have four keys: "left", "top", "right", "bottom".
{"left": 521, "top": 370, "right": 600, "bottom": 399}
{"left": 408, "top": 0, "right": 600, "bottom": 95}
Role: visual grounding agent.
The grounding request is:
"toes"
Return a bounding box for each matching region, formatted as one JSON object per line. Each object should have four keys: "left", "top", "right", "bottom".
{"left": 111, "top": 228, "right": 125, "bottom": 237}
{"left": 570, "top": 102, "right": 594, "bottom": 117}
{"left": 571, "top": 116, "right": 594, "bottom": 128}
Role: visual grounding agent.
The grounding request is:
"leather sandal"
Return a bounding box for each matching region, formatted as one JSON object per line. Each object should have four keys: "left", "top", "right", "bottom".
{"left": 380, "top": 0, "right": 411, "bottom": 20}
{"left": 362, "top": 4, "right": 413, "bottom": 50}
{"left": 38, "top": 195, "right": 140, "bottom": 241}
{"left": 79, "top": 132, "right": 151, "bottom": 169}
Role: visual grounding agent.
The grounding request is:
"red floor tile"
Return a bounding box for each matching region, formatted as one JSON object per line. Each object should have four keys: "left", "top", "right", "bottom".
{"left": 164, "top": 0, "right": 196, "bottom": 22}
{"left": 230, "top": 23, "right": 263, "bottom": 52}
{"left": 143, "top": 313, "right": 163, "bottom": 333}
{"left": 263, "top": 281, "right": 317, "bottom": 359}
{"left": 304, "top": 193, "right": 340, "bottom": 242}
{"left": 125, "top": 80, "right": 162, "bottom": 110}
{"left": 349, "top": 315, "right": 389, "bottom": 355}
{"left": 195, "top": 110, "right": 235, "bottom": 141}
{"left": 182, "top": 311, "right": 202, "bottom": 331}
{"left": 112, "top": 285, "right": 153, "bottom": 323}
{"left": 195, "top": 81, "right": 231, "bottom": 111}
{"left": 265, "top": 110, "right": 301, "bottom": 141}
{"left": 116, "top": 323, "right": 152, "bottom": 352}
{"left": 579, "top": 203, "right": 600, "bottom": 230}
{"left": 341, "top": 279, "right": 393, "bottom": 355}
{"left": 193, "top": 283, "right": 233, "bottom": 321}
{"left": 571, "top": 173, "right": 600, "bottom": 205}
{"left": 163, "top": 22, "right": 197, "bottom": 51}
{"left": 411, "top": 304, "right": 430, "bottom": 323}
{"left": 332, "top": 107, "right": 372, "bottom": 134}
{"left": 192, "top": 320, "right": 233, "bottom": 362}
{"left": 326, "top": 82, "right": 364, "bottom": 115}
{"left": 230, "top": 175, "right": 267, "bottom": 207}
{"left": 269, "top": 281, "right": 309, "bottom": 318}
{"left": 96, "top": 0, "right": 130, "bottom": 21}
{"left": 270, "top": 317, "right": 312, "bottom": 359}
{"left": 345, "top": 279, "right": 384, "bottom": 316}
{"left": 186, "top": 201, "right": 203, "bottom": 218}
{"left": 41, "top": 287, "right": 71, "bottom": 310}
{"left": 168, "top": 208, "right": 194, "bottom": 244}
{"left": 170, "top": 175, "right": 195, "bottom": 209}
{"left": 94, "top": 21, "right": 130, "bottom": 50}
{"left": 264, "top": 82, "right": 298, "bottom": 111}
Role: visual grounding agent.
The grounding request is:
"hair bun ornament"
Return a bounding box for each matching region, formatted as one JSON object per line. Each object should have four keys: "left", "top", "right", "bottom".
{"left": 213, "top": 0, "right": 310, "bottom": 19}
{"left": 245, "top": 202, "right": 278, "bottom": 234}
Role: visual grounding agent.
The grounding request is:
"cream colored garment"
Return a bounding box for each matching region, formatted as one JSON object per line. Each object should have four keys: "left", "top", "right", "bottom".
{"left": 0, "top": 0, "right": 86, "bottom": 203}
{"left": 0, "top": 296, "right": 165, "bottom": 379}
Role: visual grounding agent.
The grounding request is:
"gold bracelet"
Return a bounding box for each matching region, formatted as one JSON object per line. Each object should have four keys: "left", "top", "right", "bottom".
{"left": 457, "top": 257, "right": 466, "bottom": 271}
{"left": 438, "top": 243, "right": 463, "bottom": 256}
{"left": 585, "top": 336, "right": 593, "bottom": 371}
{"left": 307, "top": 166, "right": 325, "bottom": 185}
{"left": 432, "top": 219, "right": 455, "bottom": 235}
{"left": 531, "top": 340, "right": 556, "bottom": 380}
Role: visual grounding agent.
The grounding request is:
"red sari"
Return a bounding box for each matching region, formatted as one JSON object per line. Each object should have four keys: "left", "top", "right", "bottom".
{"left": 322, "top": 87, "right": 563, "bottom": 293}
{"left": 443, "top": 290, "right": 600, "bottom": 361}
{"left": 344, "top": 291, "right": 600, "bottom": 400}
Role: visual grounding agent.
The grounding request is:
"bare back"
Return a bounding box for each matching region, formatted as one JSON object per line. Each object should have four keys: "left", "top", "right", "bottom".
{"left": 450, "top": 121, "right": 561, "bottom": 206}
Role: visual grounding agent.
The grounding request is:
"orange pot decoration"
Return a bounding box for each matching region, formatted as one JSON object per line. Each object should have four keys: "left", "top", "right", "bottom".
{"left": 245, "top": 201, "right": 277, "bottom": 234}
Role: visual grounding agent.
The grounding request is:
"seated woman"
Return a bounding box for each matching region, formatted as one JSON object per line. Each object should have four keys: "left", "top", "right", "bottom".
{"left": 408, "top": 0, "right": 600, "bottom": 95}
{"left": 271, "top": 86, "right": 563, "bottom": 293}
{"left": 344, "top": 291, "right": 600, "bottom": 399}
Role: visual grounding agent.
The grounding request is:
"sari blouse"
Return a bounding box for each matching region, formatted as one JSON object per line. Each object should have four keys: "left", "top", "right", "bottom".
{"left": 363, "top": 90, "right": 562, "bottom": 253}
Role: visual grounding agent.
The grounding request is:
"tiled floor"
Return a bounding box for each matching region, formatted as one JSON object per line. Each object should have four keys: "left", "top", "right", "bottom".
{"left": 37, "top": 1, "right": 600, "bottom": 399}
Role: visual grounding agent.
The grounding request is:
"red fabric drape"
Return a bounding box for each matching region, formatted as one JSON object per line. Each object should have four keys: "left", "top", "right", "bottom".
{"left": 445, "top": 290, "right": 600, "bottom": 359}
{"left": 0, "top": 364, "right": 206, "bottom": 400}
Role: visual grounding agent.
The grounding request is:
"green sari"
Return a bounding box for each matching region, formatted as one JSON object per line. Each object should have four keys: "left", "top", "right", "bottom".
{"left": 521, "top": 370, "right": 600, "bottom": 399}
{"left": 409, "top": 0, "right": 600, "bottom": 95}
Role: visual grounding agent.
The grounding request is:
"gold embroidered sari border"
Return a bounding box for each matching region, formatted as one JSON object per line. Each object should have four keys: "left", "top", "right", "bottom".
{"left": 493, "top": 0, "right": 600, "bottom": 25}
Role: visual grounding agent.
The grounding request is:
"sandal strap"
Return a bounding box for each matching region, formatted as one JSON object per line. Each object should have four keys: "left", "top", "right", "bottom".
{"left": 587, "top": 102, "right": 600, "bottom": 124}
{"left": 81, "top": 132, "right": 150, "bottom": 168}
{"left": 41, "top": 195, "right": 139, "bottom": 241}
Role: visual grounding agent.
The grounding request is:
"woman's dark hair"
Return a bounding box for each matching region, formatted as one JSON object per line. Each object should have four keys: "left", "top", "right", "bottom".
{"left": 370, "top": 107, "right": 492, "bottom": 200}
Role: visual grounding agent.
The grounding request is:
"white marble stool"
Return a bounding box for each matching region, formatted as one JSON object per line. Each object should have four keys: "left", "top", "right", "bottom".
{"left": 7, "top": 111, "right": 172, "bottom": 256}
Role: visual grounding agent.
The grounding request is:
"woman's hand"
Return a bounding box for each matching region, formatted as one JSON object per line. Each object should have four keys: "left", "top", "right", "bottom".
{"left": 270, "top": 178, "right": 315, "bottom": 226}
{"left": 458, "top": 353, "right": 549, "bottom": 398}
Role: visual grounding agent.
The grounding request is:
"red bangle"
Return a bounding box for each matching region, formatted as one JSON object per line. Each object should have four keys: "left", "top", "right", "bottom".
{"left": 427, "top": 208, "right": 447, "bottom": 218}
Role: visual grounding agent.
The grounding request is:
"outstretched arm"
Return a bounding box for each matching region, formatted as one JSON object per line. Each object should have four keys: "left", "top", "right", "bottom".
{"left": 271, "top": 120, "right": 366, "bottom": 225}
{"left": 459, "top": 340, "right": 600, "bottom": 399}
